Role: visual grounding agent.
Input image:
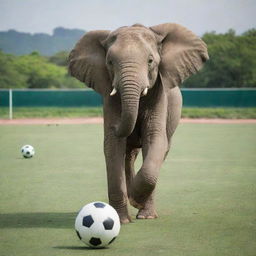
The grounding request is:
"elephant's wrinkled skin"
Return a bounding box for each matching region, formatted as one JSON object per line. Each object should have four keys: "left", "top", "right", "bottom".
{"left": 68, "top": 23, "right": 209, "bottom": 223}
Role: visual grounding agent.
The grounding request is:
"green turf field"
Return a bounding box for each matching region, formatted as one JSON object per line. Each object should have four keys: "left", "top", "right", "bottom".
{"left": 1, "top": 107, "right": 256, "bottom": 119}
{"left": 0, "top": 124, "right": 255, "bottom": 256}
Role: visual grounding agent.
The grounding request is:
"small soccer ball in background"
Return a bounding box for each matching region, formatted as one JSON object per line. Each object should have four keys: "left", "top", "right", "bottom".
{"left": 75, "top": 201, "right": 120, "bottom": 248}
{"left": 21, "top": 145, "right": 35, "bottom": 158}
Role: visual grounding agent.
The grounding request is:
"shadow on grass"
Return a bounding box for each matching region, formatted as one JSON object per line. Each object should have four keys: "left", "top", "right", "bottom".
{"left": 53, "top": 246, "right": 108, "bottom": 250}
{"left": 0, "top": 212, "right": 76, "bottom": 229}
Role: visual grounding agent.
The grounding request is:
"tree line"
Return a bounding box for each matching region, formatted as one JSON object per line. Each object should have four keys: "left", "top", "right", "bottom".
{"left": 0, "top": 29, "right": 255, "bottom": 89}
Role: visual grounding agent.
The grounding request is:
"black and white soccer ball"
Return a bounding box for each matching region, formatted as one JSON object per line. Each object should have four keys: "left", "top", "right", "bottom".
{"left": 21, "top": 145, "right": 35, "bottom": 158}
{"left": 75, "top": 201, "right": 120, "bottom": 248}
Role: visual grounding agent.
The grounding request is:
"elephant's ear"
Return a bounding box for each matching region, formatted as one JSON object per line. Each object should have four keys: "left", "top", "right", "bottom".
{"left": 150, "top": 23, "right": 209, "bottom": 88}
{"left": 68, "top": 30, "right": 111, "bottom": 96}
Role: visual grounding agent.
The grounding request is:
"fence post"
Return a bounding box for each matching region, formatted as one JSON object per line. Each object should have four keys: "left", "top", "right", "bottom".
{"left": 9, "top": 89, "right": 13, "bottom": 120}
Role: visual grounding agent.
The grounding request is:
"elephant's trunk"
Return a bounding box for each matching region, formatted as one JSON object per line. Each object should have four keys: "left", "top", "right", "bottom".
{"left": 114, "top": 78, "right": 141, "bottom": 138}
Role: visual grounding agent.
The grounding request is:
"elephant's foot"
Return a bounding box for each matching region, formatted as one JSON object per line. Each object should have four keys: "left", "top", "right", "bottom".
{"left": 130, "top": 191, "right": 158, "bottom": 219}
{"left": 114, "top": 206, "right": 132, "bottom": 224}
{"left": 136, "top": 207, "right": 158, "bottom": 219}
{"left": 120, "top": 216, "right": 132, "bottom": 224}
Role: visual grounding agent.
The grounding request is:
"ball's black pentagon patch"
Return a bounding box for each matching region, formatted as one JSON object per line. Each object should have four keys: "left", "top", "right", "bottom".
{"left": 89, "top": 237, "right": 102, "bottom": 246}
{"left": 76, "top": 230, "right": 81, "bottom": 240}
{"left": 25, "top": 146, "right": 29, "bottom": 148}
{"left": 103, "top": 217, "right": 114, "bottom": 230}
{"left": 108, "top": 237, "right": 116, "bottom": 245}
{"left": 26, "top": 151, "right": 30, "bottom": 155}
{"left": 21, "top": 149, "right": 24, "bottom": 152}
{"left": 94, "top": 202, "right": 106, "bottom": 208}
{"left": 82, "top": 215, "right": 94, "bottom": 228}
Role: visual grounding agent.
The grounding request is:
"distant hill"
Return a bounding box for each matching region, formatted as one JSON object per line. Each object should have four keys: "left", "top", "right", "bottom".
{"left": 0, "top": 27, "right": 86, "bottom": 56}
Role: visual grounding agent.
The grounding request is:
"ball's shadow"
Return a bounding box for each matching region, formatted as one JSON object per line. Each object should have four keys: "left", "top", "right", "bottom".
{"left": 0, "top": 212, "right": 76, "bottom": 229}
{"left": 53, "top": 246, "right": 108, "bottom": 250}
{"left": 0, "top": 212, "right": 111, "bottom": 251}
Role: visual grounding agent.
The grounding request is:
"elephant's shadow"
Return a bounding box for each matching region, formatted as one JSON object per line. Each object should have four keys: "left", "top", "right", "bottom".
{"left": 0, "top": 212, "right": 76, "bottom": 229}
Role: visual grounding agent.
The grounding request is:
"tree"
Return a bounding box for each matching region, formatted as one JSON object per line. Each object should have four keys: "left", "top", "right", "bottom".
{"left": 0, "top": 51, "right": 84, "bottom": 89}
{"left": 48, "top": 51, "right": 69, "bottom": 66}
{"left": 0, "top": 51, "right": 27, "bottom": 88}
{"left": 183, "top": 28, "right": 256, "bottom": 88}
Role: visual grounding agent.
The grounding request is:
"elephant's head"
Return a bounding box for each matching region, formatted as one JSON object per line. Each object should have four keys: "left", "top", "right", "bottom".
{"left": 68, "top": 23, "right": 208, "bottom": 137}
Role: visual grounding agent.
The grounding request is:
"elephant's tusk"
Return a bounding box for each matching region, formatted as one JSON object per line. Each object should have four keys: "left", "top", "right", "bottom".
{"left": 110, "top": 88, "right": 117, "bottom": 96}
{"left": 142, "top": 87, "right": 148, "bottom": 96}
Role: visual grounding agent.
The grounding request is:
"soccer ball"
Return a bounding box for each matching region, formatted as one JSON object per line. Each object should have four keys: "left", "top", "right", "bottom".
{"left": 75, "top": 201, "right": 120, "bottom": 248}
{"left": 21, "top": 145, "right": 35, "bottom": 158}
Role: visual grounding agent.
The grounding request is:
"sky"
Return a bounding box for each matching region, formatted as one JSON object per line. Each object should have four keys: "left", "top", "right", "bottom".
{"left": 0, "top": 0, "right": 255, "bottom": 35}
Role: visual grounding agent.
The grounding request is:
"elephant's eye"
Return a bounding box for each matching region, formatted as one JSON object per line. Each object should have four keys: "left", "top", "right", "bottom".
{"left": 148, "top": 57, "right": 154, "bottom": 66}
{"left": 107, "top": 59, "right": 113, "bottom": 66}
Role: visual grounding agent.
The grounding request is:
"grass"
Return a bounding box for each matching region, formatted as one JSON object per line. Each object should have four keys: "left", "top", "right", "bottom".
{"left": 0, "top": 107, "right": 256, "bottom": 119}
{"left": 0, "top": 123, "right": 256, "bottom": 256}
{"left": 0, "top": 107, "right": 103, "bottom": 119}
{"left": 182, "top": 107, "right": 256, "bottom": 119}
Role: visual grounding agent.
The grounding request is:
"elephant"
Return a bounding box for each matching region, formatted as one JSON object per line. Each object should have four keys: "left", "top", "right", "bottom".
{"left": 68, "top": 23, "right": 209, "bottom": 224}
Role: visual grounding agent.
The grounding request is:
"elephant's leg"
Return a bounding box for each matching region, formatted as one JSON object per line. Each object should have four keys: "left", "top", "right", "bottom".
{"left": 132, "top": 87, "right": 182, "bottom": 219}
{"left": 103, "top": 98, "right": 133, "bottom": 224}
{"left": 166, "top": 86, "right": 183, "bottom": 149}
{"left": 125, "top": 147, "right": 140, "bottom": 199}
{"left": 104, "top": 132, "right": 131, "bottom": 224}
{"left": 130, "top": 134, "right": 168, "bottom": 219}
{"left": 134, "top": 87, "right": 182, "bottom": 219}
